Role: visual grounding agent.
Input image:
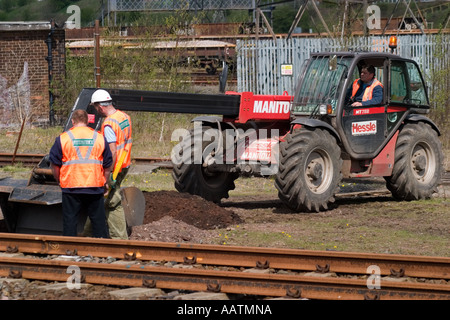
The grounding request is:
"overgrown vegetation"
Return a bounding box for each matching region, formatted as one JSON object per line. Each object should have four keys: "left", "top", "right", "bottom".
{"left": 428, "top": 32, "right": 450, "bottom": 156}
{"left": 50, "top": 6, "right": 214, "bottom": 157}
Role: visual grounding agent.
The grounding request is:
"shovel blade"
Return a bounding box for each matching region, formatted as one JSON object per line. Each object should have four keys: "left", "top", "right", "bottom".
{"left": 120, "top": 187, "right": 146, "bottom": 229}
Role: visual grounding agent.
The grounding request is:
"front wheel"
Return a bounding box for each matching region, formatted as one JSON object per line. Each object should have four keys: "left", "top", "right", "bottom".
{"left": 275, "top": 128, "right": 342, "bottom": 212}
{"left": 171, "top": 126, "right": 238, "bottom": 203}
{"left": 385, "top": 122, "right": 444, "bottom": 200}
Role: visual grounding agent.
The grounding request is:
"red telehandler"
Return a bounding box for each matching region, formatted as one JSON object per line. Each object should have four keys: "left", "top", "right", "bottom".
{"left": 171, "top": 50, "right": 443, "bottom": 212}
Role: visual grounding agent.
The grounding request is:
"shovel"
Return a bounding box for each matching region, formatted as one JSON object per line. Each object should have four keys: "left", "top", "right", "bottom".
{"left": 106, "top": 149, "right": 146, "bottom": 232}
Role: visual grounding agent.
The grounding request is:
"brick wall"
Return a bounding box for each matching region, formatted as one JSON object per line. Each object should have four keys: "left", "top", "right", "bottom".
{"left": 0, "top": 23, "right": 65, "bottom": 127}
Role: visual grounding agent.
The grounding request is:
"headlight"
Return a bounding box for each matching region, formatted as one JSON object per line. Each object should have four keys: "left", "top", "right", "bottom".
{"left": 319, "top": 104, "right": 333, "bottom": 115}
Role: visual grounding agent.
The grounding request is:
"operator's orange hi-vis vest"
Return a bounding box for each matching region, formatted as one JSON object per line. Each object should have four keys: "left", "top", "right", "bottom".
{"left": 59, "top": 126, "right": 106, "bottom": 188}
{"left": 351, "top": 79, "right": 383, "bottom": 102}
{"left": 101, "top": 110, "right": 132, "bottom": 170}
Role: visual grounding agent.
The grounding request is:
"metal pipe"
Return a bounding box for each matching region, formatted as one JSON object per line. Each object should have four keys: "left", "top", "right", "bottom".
{"left": 45, "top": 20, "right": 55, "bottom": 126}
{"left": 94, "top": 20, "right": 101, "bottom": 88}
{"left": 11, "top": 117, "right": 26, "bottom": 165}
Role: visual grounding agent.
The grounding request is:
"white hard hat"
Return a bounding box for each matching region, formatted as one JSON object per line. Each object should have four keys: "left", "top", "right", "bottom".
{"left": 91, "top": 89, "right": 112, "bottom": 104}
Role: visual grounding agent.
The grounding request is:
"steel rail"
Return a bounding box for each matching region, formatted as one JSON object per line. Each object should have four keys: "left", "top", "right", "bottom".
{"left": 0, "top": 153, "right": 172, "bottom": 168}
{"left": 0, "top": 153, "right": 45, "bottom": 167}
{"left": 131, "top": 156, "right": 173, "bottom": 168}
{"left": 0, "top": 255, "right": 448, "bottom": 300}
{"left": 0, "top": 233, "right": 449, "bottom": 280}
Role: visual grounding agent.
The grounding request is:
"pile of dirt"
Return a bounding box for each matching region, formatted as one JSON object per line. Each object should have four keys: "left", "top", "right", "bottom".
{"left": 130, "top": 216, "right": 215, "bottom": 243}
{"left": 129, "top": 190, "right": 243, "bottom": 243}
{"left": 141, "top": 190, "right": 242, "bottom": 230}
{"left": 0, "top": 190, "right": 242, "bottom": 243}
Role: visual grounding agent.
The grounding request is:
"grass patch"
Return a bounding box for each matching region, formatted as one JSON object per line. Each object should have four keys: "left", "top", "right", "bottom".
{"left": 0, "top": 164, "right": 31, "bottom": 180}
{"left": 230, "top": 176, "right": 278, "bottom": 197}
{"left": 0, "top": 127, "right": 61, "bottom": 154}
{"left": 124, "top": 169, "right": 175, "bottom": 192}
{"left": 213, "top": 194, "right": 450, "bottom": 257}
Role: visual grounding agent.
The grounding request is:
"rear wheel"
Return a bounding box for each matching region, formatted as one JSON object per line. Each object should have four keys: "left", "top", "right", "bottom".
{"left": 385, "top": 122, "right": 443, "bottom": 200}
{"left": 171, "top": 126, "right": 238, "bottom": 203}
{"left": 275, "top": 128, "right": 342, "bottom": 212}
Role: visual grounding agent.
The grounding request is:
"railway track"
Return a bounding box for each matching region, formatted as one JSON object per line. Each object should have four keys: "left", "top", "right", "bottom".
{"left": 0, "top": 153, "right": 172, "bottom": 168}
{"left": 0, "top": 233, "right": 449, "bottom": 300}
{"left": 0, "top": 153, "right": 46, "bottom": 167}
{"left": 1, "top": 153, "right": 449, "bottom": 185}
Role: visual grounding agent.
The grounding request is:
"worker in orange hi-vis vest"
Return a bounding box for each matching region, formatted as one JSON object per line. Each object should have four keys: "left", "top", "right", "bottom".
{"left": 84, "top": 89, "right": 133, "bottom": 240}
{"left": 346, "top": 65, "right": 384, "bottom": 107}
{"left": 49, "top": 109, "right": 113, "bottom": 237}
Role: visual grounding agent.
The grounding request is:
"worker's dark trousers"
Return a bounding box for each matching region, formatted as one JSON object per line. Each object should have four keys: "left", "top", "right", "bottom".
{"left": 62, "top": 193, "right": 108, "bottom": 238}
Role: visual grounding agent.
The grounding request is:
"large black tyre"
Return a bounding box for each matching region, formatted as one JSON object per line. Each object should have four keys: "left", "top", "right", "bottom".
{"left": 171, "top": 126, "right": 238, "bottom": 203}
{"left": 385, "top": 122, "right": 444, "bottom": 200}
{"left": 275, "top": 128, "right": 342, "bottom": 212}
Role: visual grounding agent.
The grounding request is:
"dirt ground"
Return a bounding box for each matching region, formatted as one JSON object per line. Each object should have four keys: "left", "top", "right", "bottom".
{"left": 0, "top": 180, "right": 448, "bottom": 255}
{"left": 129, "top": 181, "right": 450, "bottom": 255}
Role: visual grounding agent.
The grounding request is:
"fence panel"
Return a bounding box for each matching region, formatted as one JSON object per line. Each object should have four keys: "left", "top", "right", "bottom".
{"left": 236, "top": 34, "right": 450, "bottom": 95}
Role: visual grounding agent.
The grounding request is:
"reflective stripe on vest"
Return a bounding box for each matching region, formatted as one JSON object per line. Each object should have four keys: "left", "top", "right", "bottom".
{"left": 351, "top": 79, "right": 383, "bottom": 102}
{"left": 62, "top": 130, "right": 103, "bottom": 165}
{"left": 102, "top": 110, "right": 132, "bottom": 169}
{"left": 59, "top": 127, "right": 105, "bottom": 189}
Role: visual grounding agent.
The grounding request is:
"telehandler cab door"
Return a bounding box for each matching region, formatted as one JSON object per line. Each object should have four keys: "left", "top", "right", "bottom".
{"left": 388, "top": 59, "right": 429, "bottom": 121}
{"left": 339, "top": 56, "right": 429, "bottom": 160}
{"left": 340, "top": 57, "right": 389, "bottom": 159}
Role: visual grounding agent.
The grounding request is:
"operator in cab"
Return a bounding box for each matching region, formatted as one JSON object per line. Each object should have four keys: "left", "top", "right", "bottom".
{"left": 346, "top": 65, "right": 383, "bottom": 107}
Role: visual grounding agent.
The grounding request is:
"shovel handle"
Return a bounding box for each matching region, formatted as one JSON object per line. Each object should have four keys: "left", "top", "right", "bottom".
{"left": 112, "top": 149, "right": 128, "bottom": 181}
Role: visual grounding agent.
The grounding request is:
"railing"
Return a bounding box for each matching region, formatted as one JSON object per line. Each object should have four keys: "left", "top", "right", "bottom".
{"left": 108, "top": 0, "right": 255, "bottom": 12}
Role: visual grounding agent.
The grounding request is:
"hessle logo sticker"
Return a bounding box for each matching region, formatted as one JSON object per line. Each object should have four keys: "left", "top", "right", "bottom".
{"left": 352, "top": 120, "right": 377, "bottom": 135}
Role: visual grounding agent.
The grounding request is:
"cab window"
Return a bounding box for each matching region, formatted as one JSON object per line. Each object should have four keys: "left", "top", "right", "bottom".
{"left": 390, "top": 61, "right": 428, "bottom": 106}
{"left": 390, "top": 61, "right": 407, "bottom": 103}
{"left": 406, "top": 62, "right": 428, "bottom": 105}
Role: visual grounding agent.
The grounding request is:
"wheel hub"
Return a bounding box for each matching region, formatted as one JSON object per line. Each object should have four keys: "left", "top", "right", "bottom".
{"left": 307, "top": 160, "right": 323, "bottom": 182}
{"left": 412, "top": 154, "right": 426, "bottom": 173}
{"left": 410, "top": 141, "right": 437, "bottom": 183}
{"left": 305, "top": 149, "right": 332, "bottom": 193}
